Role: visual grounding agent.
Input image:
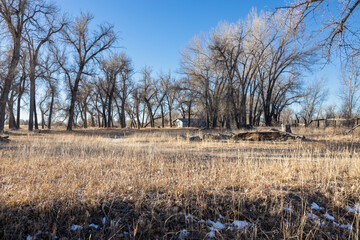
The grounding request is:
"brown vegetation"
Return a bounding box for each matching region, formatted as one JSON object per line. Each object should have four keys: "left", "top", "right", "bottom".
{"left": 0, "top": 127, "right": 359, "bottom": 239}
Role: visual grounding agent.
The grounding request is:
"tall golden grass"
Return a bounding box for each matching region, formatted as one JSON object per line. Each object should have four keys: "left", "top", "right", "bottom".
{"left": 0, "top": 127, "right": 359, "bottom": 239}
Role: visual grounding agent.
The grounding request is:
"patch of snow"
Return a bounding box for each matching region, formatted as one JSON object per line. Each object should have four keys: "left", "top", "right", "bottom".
{"left": 26, "top": 230, "right": 43, "bottom": 240}
{"left": 307, "top": 213, "right": 325, "bottom": 226}
{"left": 102, "top": 217, "right": 106, "bottom": 225}
{"left": 356, "top": 203, "right": 360, "bottom": 213}
{"left": 208, "top": 231, "right": 216, "bottom": 238}
{"left": 70, "top": 225, "right": 83, "bottom": 231}
{"left": 283, "top": 207, "right": 294, "bottom": 213}
{"left": 346, "top": 203, "right": 360, "bottom": 214}
{"left": 208, "top": 220, "right": 226, "bottom": 232}
{"left": 89, "top": 224, "right": 99, "bottom": 229}
{"left": 230, "top": 220, "right": 252, "bottom": 230}
{"left": 179, "top": 229, "right": 189, "bottom": 239}
{"left": 311, "top": 202, "right": 324, "bottom": 210}
{"left": 323, "top": 213, "right": 335, "bottom": 221}
{"left": 198, "top": 219, "right": 206, "bottom": 223}
{"left": 332, "top": 221, "right": 354, "bottom": 230}
{"left": 219, "top": 214, "right": 225, "bottom": 219}
{"left": 307, "top": 213, "right": 319, "bottom": 219}
{"left": 340, "top": 223, "right": 353, "bottom": 230}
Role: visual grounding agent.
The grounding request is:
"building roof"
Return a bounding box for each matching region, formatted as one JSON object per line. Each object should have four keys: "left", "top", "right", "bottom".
{"left": 174, "top": 118, "right": 204, "bottom": 122}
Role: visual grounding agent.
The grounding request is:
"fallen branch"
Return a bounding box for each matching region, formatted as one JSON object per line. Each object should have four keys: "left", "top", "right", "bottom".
{"left": 0, "top": 136, "right": 10, "bottom": 143}
{"left": 345, "top": 124, "right": 360, "bottom": 134}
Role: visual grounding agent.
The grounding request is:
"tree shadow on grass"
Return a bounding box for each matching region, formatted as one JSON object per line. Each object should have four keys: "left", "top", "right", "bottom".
{"left": 1, "top": 190, "right": 358, "bottom": 239}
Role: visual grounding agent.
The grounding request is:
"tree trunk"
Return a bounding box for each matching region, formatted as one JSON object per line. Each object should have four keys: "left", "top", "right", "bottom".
{"left": 160, "top": 104, "right": 164, "bottom": 128}
{"left": 41, "top": 111, "right": 45, "bottom": 129}
{"left": 8, "top": 101, "right": 16, "bottom": 129}
{"left": 107, "top": 95, "right": 112, "bottom": 128}
{"left": 120, "top": 101, "right": 126, "bottom": 128}
{"left": 48, "top": 92, "right": 55, "bottom": 129}
{"left": 0, "top": 37, "right": 21, "bottom": 133}
{"left": 83, "top": 104, "right": 88, "bottom": 128}
{"left": 28, "top": 61, "right": 36, "bottom": 131}
{"left": 16, "top": 93, "right": 22, "bottom": 129}
{"left": 67, "top": 90, "right": 77, "bottom": 131}
{"left": 34, "top": 99, "right": 39, "bottom": 130}
{"left": 145, "top": 100, "right": 154, "bottom": 128}
{"left": 187, "top": 102, "right": 192, "bottom": 127}
{"left": 168, "top": 105, "right": 172, "bottom": 127}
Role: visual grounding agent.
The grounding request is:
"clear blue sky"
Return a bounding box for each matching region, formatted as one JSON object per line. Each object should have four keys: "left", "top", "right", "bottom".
{"left": 57, "top": 0, "right": 342, "bottom": 108}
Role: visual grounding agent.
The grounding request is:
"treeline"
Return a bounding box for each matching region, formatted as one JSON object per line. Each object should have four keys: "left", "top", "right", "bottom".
{"left": 0, "top": 1, "right": 358, "bottom": 131}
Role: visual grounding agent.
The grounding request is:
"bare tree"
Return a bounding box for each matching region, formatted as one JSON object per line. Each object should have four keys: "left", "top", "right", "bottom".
{"left": 24, "top": 2, "right": 65, "bottom": 131}
{"left": 0, "top": 0, "right": 28, "bottom": 132}
{"left": 40, "top": 53, "right": 60, "bottom": 129}
{"left": 340, "top": 59, "right": 360, "bottom": 118}
{"left": 16, "top": 51, "right": 28, "bottom": 129}
{"left": 161, "top": 73, "right": 179, "bottom": 127}
{"left": 116, "top": 56, "right": 133, "bottom": 128}
{"left": 280, "top": 0, "right": 360, "bottom": 57}
{"left": 58, "top": 12, "right": 116, "bottom": 131}
{"left": 100, "top": 53, "right": 131, "bottom": 128}
{"left": 181, "top": 34, "right": 226, "bottom": 128}
{"left": 257, "top": 10, "right": 316, "bottom": 126}
{"left": 299, "top": 79, "right": 327, "bottom": 126}
{"left": 140, "top": 66, "right": 157, "bottom": 128}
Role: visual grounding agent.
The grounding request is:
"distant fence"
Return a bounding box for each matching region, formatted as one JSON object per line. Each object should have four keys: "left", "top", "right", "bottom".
{"left": 292, "top": 118, "right": 360, "bottom": 128}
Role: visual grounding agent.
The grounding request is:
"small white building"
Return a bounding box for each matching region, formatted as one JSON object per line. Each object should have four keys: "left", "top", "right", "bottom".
{"left": 174, "top": 118, "right": 206, "bottom": 128}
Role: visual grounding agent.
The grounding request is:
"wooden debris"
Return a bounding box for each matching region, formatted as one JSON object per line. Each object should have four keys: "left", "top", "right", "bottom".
{"left": 179, "top": 129, "right": 305, "bottom": 142}
{"left": 345, "top": 124, "right": 360, "bottom": 134}
{"left": 34, "top": 129, "right": 51, "bottom": 134}
{"left": 281, "top": 124, "right": 292, "bottom": 133}
{"left": 0, "top": 136, "right": 10, "bottom": 143}
{"left": 189, "top": 136, "right": 201, "bottom": 142}
{"left": 234, "top": 130, "right": 305, "bottom": 141}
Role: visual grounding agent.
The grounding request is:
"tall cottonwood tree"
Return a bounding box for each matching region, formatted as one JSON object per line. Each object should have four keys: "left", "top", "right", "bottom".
{"left": 0, "top": 0, "right": 28, "bottom": 132}
{"left": 181, "top": 10, "right": 315, "bottom": 128}
{"left": 299, "top": 79, "right": 327, "bottom": 126}
{"left": 24, "top": 2, "right": 65, "bottom": 131}
{"left": 139, "top": 66, "right": 157, "bottom": 128}
{"left": 100, "top": 53, "right": 131, "bottom": 128}
{"left": 58, "top": 12, "right": 116, "bottom": 131}
{"left": 340, "top": 59, "right": 360, "bottom": 118}
{"left": 281, "top": 0, "right": 360, "bottom": 57}
{"left": 41, "top": 53, "right": 60, "bottom": 129}
{"left": 256, "top": 11, "right": 316, "bottom": 126}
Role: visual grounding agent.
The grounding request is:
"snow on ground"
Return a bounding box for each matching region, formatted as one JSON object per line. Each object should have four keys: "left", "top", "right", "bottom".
{"left": 283, "top": 207, "right": 294, "bottom": 213}
{"left": 27, "top": 231, "right": 58, "bottom": 240}
{"left": 339, "top": 223, "right": 353, "bottom": 230}
{"left": 89, "top": 223, "right": 99, "bottom": 229}
{"left": 346, "top": 203, "right": 360, "bottom": 214}
{"left": 311, "top": 202, "right": 324, "bottom": 210}
{"left": 208, "top": 220, "right": 226, "bottom": 232}
{"left": 207, "top": 231, "right": 216, "bottom": 238}
{"left": 323, "top": 213, "right": 335, "bottom": 221}
{"left": 307, "top": 213, "right": 319, "bottom": 219}
{"left": 307, "top": 213, "right": 325, "bottom": 226}
{"left": 206, "top": 218, "right": 252, "bottom": 238}
{"left": 178, "top": 229, "right": 189, "bottom": 240}
{"left": 70, "top": 225, "right": 83, "bottom": 231}
{"left": 230, "top": 221, "right": 252, "bottom": 230}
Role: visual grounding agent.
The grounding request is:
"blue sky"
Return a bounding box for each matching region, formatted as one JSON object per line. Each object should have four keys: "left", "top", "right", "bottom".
{"left": 57, "top": 0, "right": 342, "bottom": 108}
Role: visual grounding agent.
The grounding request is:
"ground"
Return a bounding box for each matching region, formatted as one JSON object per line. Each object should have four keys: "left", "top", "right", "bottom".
{"left": 0, "top": 127, "right": 359, "bottom": 239}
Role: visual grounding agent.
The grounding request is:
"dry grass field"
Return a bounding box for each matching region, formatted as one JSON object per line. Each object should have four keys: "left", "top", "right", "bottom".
{"left": 1, "top": 127, "right": 360, "bottom": 239}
